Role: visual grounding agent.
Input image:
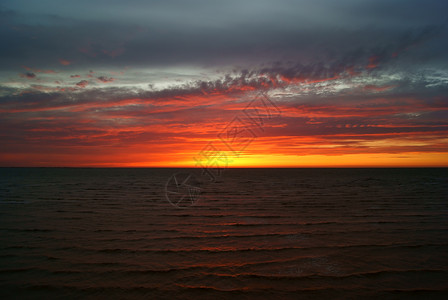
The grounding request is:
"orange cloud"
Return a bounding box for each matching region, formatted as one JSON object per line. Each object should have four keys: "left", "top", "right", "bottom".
{"left": 1, "top": 68, "right": 447, "bottom": 167}
{"left": 59, "top": 59, "right": 72, "bottom": 66}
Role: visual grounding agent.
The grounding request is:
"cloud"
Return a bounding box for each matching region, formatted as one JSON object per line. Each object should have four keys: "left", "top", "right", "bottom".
{"left": 1, "top": 66, "right": 447, "bottom": 167}
{"left": 97, "top": 76, "right": 115, "bottom": 83}
{"left": 363, "top": 85, "right": 396, "bottom": 92}
{"left": 102, "top": 48, "right": 125, "bottom": 58}
{"left": 0, "top": 2, "right": 446, "bottom": 70}
{"left": 1, "top": 1, "right": 447, "bottom": 166}
{"left": 59, "top": 59, "right": 71, "bottom": 66}
{"left": 20, "top": 72, "right": 36, "bottom": 79}
{"left": 22, "top": 66, "right": 57, "bottom": 74}
{"left": 76, "top": 80, "right": 89, "bottom": 88}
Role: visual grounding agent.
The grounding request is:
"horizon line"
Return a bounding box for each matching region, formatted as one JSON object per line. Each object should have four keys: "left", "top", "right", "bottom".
{"left": 1, "top": 166, "right": 447, "bottom": 169}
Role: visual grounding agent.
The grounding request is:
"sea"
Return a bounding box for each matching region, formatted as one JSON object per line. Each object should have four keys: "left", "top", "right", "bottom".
{"left": 0, "top": 168, "right": 447, "bottom": 299}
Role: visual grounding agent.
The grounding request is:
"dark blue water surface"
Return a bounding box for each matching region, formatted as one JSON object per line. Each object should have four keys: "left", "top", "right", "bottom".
{"left": 0, "top": 168, "right": 447, "bottom": 299}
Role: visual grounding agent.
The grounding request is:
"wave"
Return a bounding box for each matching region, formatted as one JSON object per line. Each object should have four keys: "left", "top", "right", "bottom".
{"left": 50, "top": 242, "right": 448, "bottom": 255}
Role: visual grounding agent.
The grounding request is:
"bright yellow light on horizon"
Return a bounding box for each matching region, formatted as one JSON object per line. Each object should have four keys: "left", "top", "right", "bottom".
{"left": 179, "top": 152, "right": 448, "bottom": 168}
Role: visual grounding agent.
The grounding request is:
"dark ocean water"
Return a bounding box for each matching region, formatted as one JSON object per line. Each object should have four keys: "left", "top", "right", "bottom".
{"left": 0, "top": 168, "right": 447, "bottom": 299}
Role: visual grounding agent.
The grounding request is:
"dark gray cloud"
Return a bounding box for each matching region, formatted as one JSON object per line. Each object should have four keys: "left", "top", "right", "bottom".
{"left": 0, "top": 0, "right": 447, "bottom": 71}
{"left": 20, "top": 72, "right": 36, "bottom": 79}
{"left": 97, "top": 76, "right": 114, "bottom": 83}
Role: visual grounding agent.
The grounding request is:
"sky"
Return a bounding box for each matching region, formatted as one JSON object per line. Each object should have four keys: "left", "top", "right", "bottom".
{"left": 1, "top": 0, "right": 447, "bottom": 167}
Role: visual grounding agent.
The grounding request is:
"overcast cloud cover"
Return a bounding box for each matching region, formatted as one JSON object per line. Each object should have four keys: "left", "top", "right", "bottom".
{"left": 1, "top": 0, "right": 447, "bottom": 166}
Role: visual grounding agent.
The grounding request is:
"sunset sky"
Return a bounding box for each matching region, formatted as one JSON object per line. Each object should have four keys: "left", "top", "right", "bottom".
{"left": 1, "top": 0, "right": 447, "bottom": 167}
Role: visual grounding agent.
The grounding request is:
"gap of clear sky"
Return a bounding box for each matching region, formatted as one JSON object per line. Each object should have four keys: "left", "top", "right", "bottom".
{"left": 1, "top": 0, "right": 447, "bottom": 167}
